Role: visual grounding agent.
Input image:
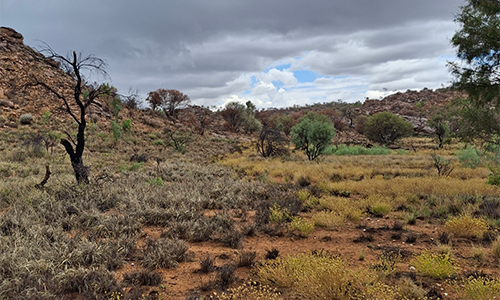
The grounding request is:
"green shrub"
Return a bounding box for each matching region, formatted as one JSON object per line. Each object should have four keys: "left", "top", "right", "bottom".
{"left": 457, "top": 147, "right": 482, "bottom": 168}
{"left": 412, "top": 250, "right": 458, "bottom": 279}
{"left": 19, "top": 113, "right": 34, "bottom": 125}
{"left": 122, "top": 119, "right": 132, "bottom": 133}
{"left": 364, "top": 112, "right": 413, "bottom": 145}
{"left": 290, "top": 112, "right": 335, "bottom": 160}
{"left": 110, "top": 120, "right": 122, "bottom": 142}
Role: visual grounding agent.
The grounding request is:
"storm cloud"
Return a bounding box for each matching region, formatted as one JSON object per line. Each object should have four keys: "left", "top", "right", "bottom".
{"left": 1, "top": 0, "right": 465, "bottom": 107}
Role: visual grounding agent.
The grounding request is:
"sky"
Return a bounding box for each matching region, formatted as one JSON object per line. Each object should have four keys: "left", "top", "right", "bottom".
{"left": 1, "top": 0, "right": 465, "bottom": 108}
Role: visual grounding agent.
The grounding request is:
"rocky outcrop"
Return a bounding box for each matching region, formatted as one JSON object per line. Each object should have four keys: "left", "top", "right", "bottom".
{"left": 359, "top": 88, "right": 464, "bottom": 135}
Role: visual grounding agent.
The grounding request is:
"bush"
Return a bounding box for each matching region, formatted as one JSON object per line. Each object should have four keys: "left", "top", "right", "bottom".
{"left": 364, "top": 112, "right": 413, "bottom": 145}
{"left": 491, "top": 236, "right": 500, "bottom": 260}
{"left": 122, "top": 270, "right": 162, "bottom": 286}
{"left": 428, "top": 113, "right": 450, "bottom": 148}
{"left": 220, "top": 101, "right": 262, "bottom": 133}
{"left": 142, "top": 238, "right": 189, "bottom": 269}
{"left": 290, "top": 112, "right": 335, "bottom": 160}
{"left": 256, "top": 125, "right": 289, "bottom": 157}
{"left": 431, "top": 153, "right": 454, "bottom": 177}
{"left": 445, "top": 215, "right": 488, "bottom": 239}
{"left": 110, "top": 120, "right": 122, "bottom": 142}
{"left": 457, "top": 147, "right": 482, "bottom": 168}
{"left": 454, "top": 276, "right": 500, "bottom": 300}
{"left": 19, "top": 113, "right": 34, "bottom": 125}
{"left": 288, "top": 217, "right": 315, "bottom": 237}
{"left": 411, "top": 250, "right": 459, "bottom": 279}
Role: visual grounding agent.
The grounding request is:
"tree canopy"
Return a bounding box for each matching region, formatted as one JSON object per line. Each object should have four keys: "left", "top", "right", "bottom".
{"left": 450, "top": 0, "right": 500, "bottom": 144}
{"left": 290, "top": 112, "right": 335, "bottom": 160}
{"left": 364, "top": 112, "right": 413, "bottom": 146}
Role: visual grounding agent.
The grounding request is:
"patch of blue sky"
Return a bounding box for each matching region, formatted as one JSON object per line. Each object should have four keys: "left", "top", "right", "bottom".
{"left": 293, "top": 69, "right": 321, "bottom": 83}
{"left": 263, "top": 63, "right": 291, "bottom": 73}
{"left": 438, "top": 55, "right": 457, "bottom": 62}
{"left": 241, "top": 89, "right": 251, "bottom": 95}
{"left": 250, "top": 75, "right": 258, "bottom": 88}
{"left": 272, "top": 80, "right": 285, "bottom": 89}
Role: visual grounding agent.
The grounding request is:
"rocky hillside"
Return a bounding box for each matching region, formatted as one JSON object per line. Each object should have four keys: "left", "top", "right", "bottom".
{"left": 359, "top": 88, "right": 464, "bottom": 134}
{"left": 0, "top": 26, "right": 462, "bottom": 140}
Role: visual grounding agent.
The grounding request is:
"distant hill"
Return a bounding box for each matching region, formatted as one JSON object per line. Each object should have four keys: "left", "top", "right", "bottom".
{"left": 0, "top": 27, "right": 463, "bottom": 143}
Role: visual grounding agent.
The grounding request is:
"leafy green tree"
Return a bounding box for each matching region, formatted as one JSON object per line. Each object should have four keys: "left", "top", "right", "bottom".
{"left": 428, "top": 114, "right": 450, "bottom": 148}
{"left": 364, "top": 112, "right": 413, "bottom": 146}
{"left": 290, "top": 112, "right": 335, "bottom": 160}
{"left": 449, "top": 0, "right": 500, "bottom": 144}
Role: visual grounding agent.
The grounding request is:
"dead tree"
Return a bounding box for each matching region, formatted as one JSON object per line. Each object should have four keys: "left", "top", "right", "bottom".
{"left": 256, "top": 124, "right": 289, "bottom": 157}
{"left": 31, "top": 47, "right": 107, "bottom": 184}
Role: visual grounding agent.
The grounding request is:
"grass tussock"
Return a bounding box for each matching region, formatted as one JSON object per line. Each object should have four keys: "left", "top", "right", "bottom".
{"left": 257, "top": 252, "right": 404, "bottom": 300}
{"left": 453, "top": 276, "right": 500, "bottom": 300}
{"left": 445, "top": 215, "right": 489, "bottom": 239}
{"left": 411, "top": 250, "right": 459, "bottom": 279}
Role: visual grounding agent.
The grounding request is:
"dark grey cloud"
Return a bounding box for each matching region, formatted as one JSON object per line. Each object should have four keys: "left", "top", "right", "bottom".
{"left": 1, "top": 0, "right": 465, "bottom": 106}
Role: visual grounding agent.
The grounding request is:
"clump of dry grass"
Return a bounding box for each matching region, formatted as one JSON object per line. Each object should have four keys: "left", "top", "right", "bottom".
{"left": 445, "top": 215, "right": 489, "bottom": 239}
{"left": 257, "top": 252, "right": 403, "bottom": 300}
{"left": 142, "top": 238, "right": 189, "bottom": 269}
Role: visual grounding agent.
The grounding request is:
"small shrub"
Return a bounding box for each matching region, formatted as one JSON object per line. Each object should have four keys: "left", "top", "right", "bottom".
{"left": 198, "top": 255, "right": 215, "bottom": 273}
{"left": 487, "top": 171, "right": 500, "bottom": 186}
{"left": 269, "top": 204, "right": 291, "bottom": 224}
{"left": 398, "top": 277, "right": 427, "bottom": 300}
{"left": 371, "top": 251, "right": 401, "bottom": 276}
{"left": 471, "top": 245, "right": 485, "bottom": 262}
{"left": 412, "top": 250, "right": 459, "bottom": 279}
{"left": 445, "top": 215, "right": 488, "bottom": 239}
{"left": 431, "top": 153, "right": 454, "bottom": 177}
{"left": 457, "top": 147, "right": 482, "bottom": 168}
{"left": 288, "top": 217, "right": 315, "bottom": 237}
{"left": 405, "top": 233, "right": 418, "bottom": 243}
{"left": 439, "top": 231, "right": 451, "bottom": 244}
{"left": 19, "top": 113, "right": 34, "bottom": 125}
{"left": 436, "top": 243, "right": 454, "bottom": 257}
{"left": 454, "top": 276, "right": 500, "bottom": 300}
{"left": 238, "top": 251, "right": 257, "bottom": 267}
{"left": 491, "top": 236, "right": 500, "bottom": 260}
{"left": 153, "top": 139, "right": 165, "bottom": 146}
{"left": 213, "top": 282, "right": 283, "bottom": 300}
{"left": 122, "top": 118, "right": 132, "bottom": 133}
{"left": 122, "top": 270, "right": 162, "bottom": 286}
{"left": 147, "top": 177, "right": 163, "bottom": 186}
{"left": 142, "top": 238, "right": 189, "bottom": 269}
{"left": 265, "top": 248, "right": 279, "bottom": 260}
{"left": 110, "top": 120, "right": 122, "bottom": 142}
{"left": 216, "top": 264, "right": 237, "bottom": 289}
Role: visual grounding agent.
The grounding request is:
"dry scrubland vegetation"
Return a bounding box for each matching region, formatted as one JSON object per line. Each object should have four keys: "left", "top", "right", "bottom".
{"left": 2, "top": 115, "right": 500, "bottom": 300}
{"left": 4, "top": 1, "right": 500, "bottom": 297}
